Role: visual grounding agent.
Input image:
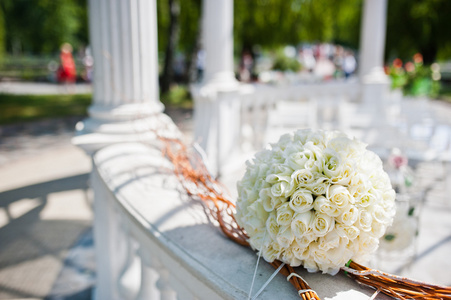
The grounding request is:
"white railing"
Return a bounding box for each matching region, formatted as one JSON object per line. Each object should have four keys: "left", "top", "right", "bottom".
{"left": 91, "top": 141, "right": 388, "bottom": 300}
{"left": 192, "top": 80, "right": 362, "bottom": 176}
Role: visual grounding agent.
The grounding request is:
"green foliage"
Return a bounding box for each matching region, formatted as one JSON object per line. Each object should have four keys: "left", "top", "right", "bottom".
{"left": 272, "top": 49, "right": 301, "bottom": 72}
{"left": 386, "top": 0, "right": 451, "bottom": 63}
{"left": 0, "top": 93, "right": 92, "bottom": 124}
{"left": 1, "top": 0, "right": 88, "bottom": 54}
{"left": 0, "top": 6, "right": 5, "bottom": 60}
{"left": 233, "top": 0, "right": 362, "bottom": 52}
{"left": 388, "top": 55, "right": 441, "bottom": 98}
{"left": 160, "top": 85, "right": 192, "bottom": 108}
{"left": 178, "top": 0, "right": 201, "bottom": 53}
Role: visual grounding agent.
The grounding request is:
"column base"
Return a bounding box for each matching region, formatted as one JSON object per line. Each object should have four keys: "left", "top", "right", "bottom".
{"left": 73, "top": 108, "right": 181, "bottom": 155}
{"left": 204, "top": 71, "right": 239, "bottom": 91}
{"left": 361, "top": 67, "right": 390, "bottom": 85}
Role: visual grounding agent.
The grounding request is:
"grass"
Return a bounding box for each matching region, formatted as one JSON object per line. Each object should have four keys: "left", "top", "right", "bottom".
{"left": 0, "top": 85, "right": 192, "bottom": 125}
{"left": 0, "top": 93, "right": 92, "bottom": 125}
{"left": 160, "top": 85, "right": 193, "bottom": 109}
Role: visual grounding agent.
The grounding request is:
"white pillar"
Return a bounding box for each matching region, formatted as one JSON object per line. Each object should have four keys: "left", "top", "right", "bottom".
{"left": 358, "top": 0, "right": 391, "bottom": 151}
{"left": 74, "top": 0, "right": 178, "bottom": 153}
{"left": 359, "top": 0, "right": 389, "bottom": 84}
{"left": 192, "top": 0, "right": 240, "bottom": 177}
{"left": 202, "top": 0, "right": 238, "bottom": 88}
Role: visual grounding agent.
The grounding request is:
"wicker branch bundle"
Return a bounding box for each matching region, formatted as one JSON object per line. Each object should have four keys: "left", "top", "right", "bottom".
{"left": 160, "top": 137, "right": 451, "bottom": 300}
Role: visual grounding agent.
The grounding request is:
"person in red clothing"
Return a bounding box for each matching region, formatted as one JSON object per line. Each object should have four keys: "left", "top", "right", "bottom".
{"left": 56, "top": 43, "right": 76, "bottom": 84}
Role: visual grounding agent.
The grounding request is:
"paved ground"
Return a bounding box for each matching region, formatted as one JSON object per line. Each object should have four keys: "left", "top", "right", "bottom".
{"left": 0, "top": 83, "right": 450, "bottom": 299}
{"left": 0, "top": 82, "right": 92, "bottom": 95}
{"left": 0, "top": 104, "right": 193, "bottom": 299}
{"left": 0, "top": 116, "right": 94, "bottom": 300}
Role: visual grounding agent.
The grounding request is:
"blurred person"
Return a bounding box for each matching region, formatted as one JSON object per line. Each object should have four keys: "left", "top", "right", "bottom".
{"left": 82, "top": 46, "right": 94, "bottom": 82}
{"left": 314, "top": 54, "right": 335, "bottom": 80}
{"left": 298, "top": 47, "right": 316, "bottom": 73}
{"left": 342, "top": 51, "right": 356, "bottom": 79}
{"left": 239, "top": 50, "right": 253, "bottom": 82}
{"left": 56, "top": 43, "right": 77, "bottom": 84}
{"left": 333, "top": 46, "right": 345, "bottom": 78}
{"left": 196, "top": 49, "right": 205, "bottom": 82}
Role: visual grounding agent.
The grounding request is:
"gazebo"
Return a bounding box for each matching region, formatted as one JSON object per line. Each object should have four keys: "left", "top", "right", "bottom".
{"left": 73, "top": 0, "right": 399, "bottom": 299}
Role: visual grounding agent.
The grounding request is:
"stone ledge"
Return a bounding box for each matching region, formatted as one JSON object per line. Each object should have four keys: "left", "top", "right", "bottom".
{"left": 93, "top": 142, "right": 389, "bottom": 299}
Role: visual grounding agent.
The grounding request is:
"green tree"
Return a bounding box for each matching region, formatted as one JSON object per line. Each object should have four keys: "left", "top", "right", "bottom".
{"left": 157, "top": 0, "right": 201, "bottom": 84}
{"left": 161, "top": 0, "right": 180, "bottom": 94}
{"left": 386, "top": 0, "right": 451, "bottom": 63}
{"left": 2, "top": 0, "right": 88, "bottom": 55}
{"left": 0, "top": 5, "right": 5, "bottom": 60}
{"left": 233, "top": 0, "right": 362, "bottom": 53}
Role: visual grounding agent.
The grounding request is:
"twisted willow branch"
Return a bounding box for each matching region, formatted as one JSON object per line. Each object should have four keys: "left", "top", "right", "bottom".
{"left": 160, "top": 137, "right": 451, "bottom": 300}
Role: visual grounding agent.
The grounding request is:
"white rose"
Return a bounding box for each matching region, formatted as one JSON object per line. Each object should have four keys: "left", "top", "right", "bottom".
{"left": 348, "top": 175, "right": 370, "bottom": 200}
{"left": 242, "top": 211, "right": 264, "bottom": 232}
{"left": 313, "top": 195, "right": 341, "bottom": 217}
{"left": 325, "top": 243, "right": 354, "bottom": 275}
{"left": 291, "top": 211, "right": 314, "bottom": 238}
{"left": 327, "top": 136, "right": 357, "bottom": 156}
{"left": 289, "top": 189, "right": 314, "bottom": 213}
{"left": 312, "top": 212, "right": 335, "bottom": 237}
{"left": 327, "top": 185, "right": 353, "bottom": 210}
{"left": 286, "top": 151, "right": 309, "bottom": 170}
{"left": 260, "top": 188, "right": 285, "bottom": 212}
{"left": 307, "top": 131, "right": 327, "bottom": 147}
{"left": 270, "top": 180, "right": 296, "bottom": 197}
{"left": 357, "top": 233, "right": 379, "bottom": 253}
{"left": 336, "top": 223, "right": 360, "bottom": 241}
{"left": 323, "top": 148, "right": 342, "bottom": 178}
{"left": 249, "top": 230, "right": 267, "bottom": 251}
{"left": 248, "top": 199, "right": 268, "bottom": 220}
{"left": 318, "top": 231, "right": 341, "bottom": 251}
{"left": 276, "top": 133, "right": 294, "bottom": 149}
{"left": 262, "top": 244, "right": 281, "bottom": 262}
{"left": 355, "top": 191, "right": 377, "bottom": 208}
{"left": 276, "top": 202, "right": 294, "bottom": 226}
{"left": 291, "top": 169, "right": 315, "bottom": 185}
{"left": 303, "top": 142, "right": 324, "bottom": 169}
{"left": 369, "top": 220, "right": 386, "bottom": 238}
{"left": 295, "top": 232, "right": 315, "bottom": 247}
{"left": 358, "top": 210, "right": 373, "bottom": 232}
{"left": 307, "top": 177, "right": 330, "bottom": 196}
{"left": 276, "top": 225, "right": 295, "bottom": 248}
{"left": 330, "top": 162, "right": 354, "bottom": 186}
{"left": 291, "top": 240, "right": 309, "bottom": 260}
{"left": 266, "top": 212, "right": 280, "bottom": 238}
{"left": 303, "top": 256, "right": 319, "bottom": 273}
{"left": 282, "top": 246, "right": 302, "bottom": 267}
{"left": 371, "top": 204, "right": 391, "bottom": 225}
{"left": 266, "top": 173, "right": 290, "bottom": 184}
{"left": 339, "top": 206, "right": 359, "bottom": 226}
{"left": 239, "top": 186, "right": 258, "bottom": 203}
{"left": 293, "top": 129, "right": 312, "bottom": 144}
{"left": 310, "top": 243, "right": 332, "bottom": 269}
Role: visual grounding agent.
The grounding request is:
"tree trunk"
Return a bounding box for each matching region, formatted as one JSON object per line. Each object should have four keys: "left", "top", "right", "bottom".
{"left": 185, "top": 23, "right": 201, "bottom": 83}
{"left": 161, "top": 0, "right": 179, "bottom": 94}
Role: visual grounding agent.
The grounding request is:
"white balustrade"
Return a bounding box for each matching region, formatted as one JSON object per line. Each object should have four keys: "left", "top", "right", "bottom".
{"left": 91, "top": 142, "right": 389, "bottom": 300}
{"left": 192, "top": 81, "right": 362, "bottom": 175}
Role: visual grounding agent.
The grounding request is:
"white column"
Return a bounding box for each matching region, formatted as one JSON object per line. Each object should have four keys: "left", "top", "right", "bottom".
{"left": 359, "top": 0, "right": 389, "bottom": 84}
{"left": 74, "top": 0, "right": 178, "bottom": 153}
{"left": 358, "top": 0, "right": 391, "bottom": 150}
{"left": 202, "top": 0, "right": 237, "bottom": 88}
{"left": 191, "top": 0, "right": 241, "bottom": 176}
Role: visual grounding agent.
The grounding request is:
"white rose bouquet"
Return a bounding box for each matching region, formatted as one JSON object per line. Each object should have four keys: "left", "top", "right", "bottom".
{"left": 235, "top": 129, "right": 396, "bottom": 275}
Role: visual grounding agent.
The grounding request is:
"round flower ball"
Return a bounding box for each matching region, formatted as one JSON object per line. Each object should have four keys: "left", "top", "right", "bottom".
{"left": 235, "top": 129, "right": 396, "bottom": 275}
